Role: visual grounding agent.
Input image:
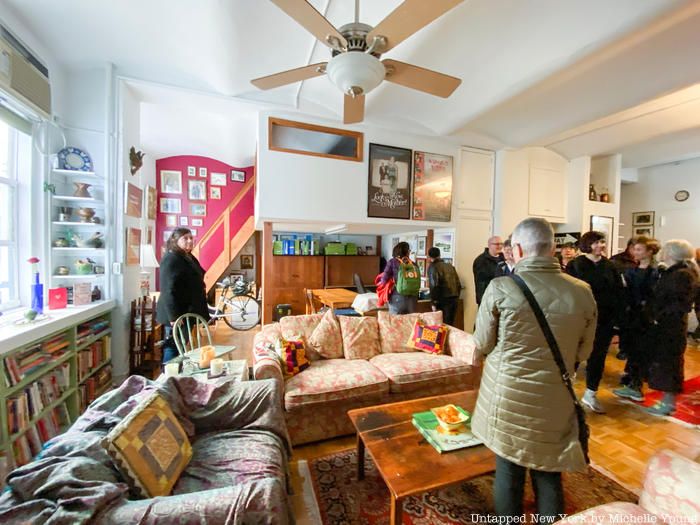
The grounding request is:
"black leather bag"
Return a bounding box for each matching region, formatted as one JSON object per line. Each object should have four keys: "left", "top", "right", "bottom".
{"left": 510, "top": 274, "right": 590, "bottom": 464}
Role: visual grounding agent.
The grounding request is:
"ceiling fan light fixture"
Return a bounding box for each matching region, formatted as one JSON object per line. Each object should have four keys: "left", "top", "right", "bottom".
{"left": 326, "top": 51, "right": 385, "bottom": 98}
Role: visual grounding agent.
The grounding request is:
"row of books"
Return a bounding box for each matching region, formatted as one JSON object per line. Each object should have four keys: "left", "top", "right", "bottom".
{"left": 3, "top": 333, "right": 70, "bottom": 387}
{"left": 79, "top": 365, "right": 112, "bottom": 411}
{"left": 76, "top": 318, "right": 110, "bottom": 346}
{"left": 77, "top": 336, "right": 111, "bottom": 382}
{"left": 6, "top": 364, "right": 70, "bottom": 435}
{"left": 12, "top": 405, "right": 68, "bottom": 467}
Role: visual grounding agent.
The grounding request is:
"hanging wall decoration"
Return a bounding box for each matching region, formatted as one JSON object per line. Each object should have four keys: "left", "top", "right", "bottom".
{"left": 412, "top": 151, "right": 453, "bottom": 222}
{"left": 367, "top": 143, "right": 412, "bottom": 220}
{"left": 125, "top": 182, "right": 143, "bottom": 218}
{"left": 129, "top": 147, "right": 145, "bottom": 175}
{"left": 126, "top": 227, "right": 142, "bottom": 265}
{"left": 146, "top": 185, "right": 157, "bottom": 220}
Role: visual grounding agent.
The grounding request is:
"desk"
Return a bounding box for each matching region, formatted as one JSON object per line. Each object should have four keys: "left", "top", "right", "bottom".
{"left": 310, "top": 288, "right": 358, "bottom": 310}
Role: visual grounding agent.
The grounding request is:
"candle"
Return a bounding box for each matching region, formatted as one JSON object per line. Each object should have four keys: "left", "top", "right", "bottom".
{"left": 164, "top": 362, "right": 179, "bottom": 377}
{"left": 210, "top": 358, "right": 224, "bottom": 376}
{"left": 199, "top": 345, "right": 216, "bottom": 368}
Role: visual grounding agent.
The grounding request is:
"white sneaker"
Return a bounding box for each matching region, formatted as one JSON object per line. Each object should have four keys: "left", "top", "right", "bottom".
{"left": 581, "top": 389, "right": 606, "bottom": 414}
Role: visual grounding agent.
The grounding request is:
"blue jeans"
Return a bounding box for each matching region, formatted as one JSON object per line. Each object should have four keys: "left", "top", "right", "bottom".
{"left": 388, "top": 292, "right": 417, "bottom": 315}
{"left": 494, "top": 455, "right": 563, "bottom": 520}
{"left": 162, "top": 325, "right": 179, "bottom": 364}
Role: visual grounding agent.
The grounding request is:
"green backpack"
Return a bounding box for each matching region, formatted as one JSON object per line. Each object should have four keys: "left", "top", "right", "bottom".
{"left": 396, "top": 259, "right": 421, "bottom": 296}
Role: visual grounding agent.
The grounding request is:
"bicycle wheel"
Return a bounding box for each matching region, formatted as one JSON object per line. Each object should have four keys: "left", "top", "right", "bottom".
{"left": 222, "top": 294, "right": 261, "bottom": 331}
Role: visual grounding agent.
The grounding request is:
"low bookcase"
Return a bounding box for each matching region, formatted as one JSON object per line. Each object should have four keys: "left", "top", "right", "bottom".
{"left": 0, "top": 309, "right": 113, "bottom": 475}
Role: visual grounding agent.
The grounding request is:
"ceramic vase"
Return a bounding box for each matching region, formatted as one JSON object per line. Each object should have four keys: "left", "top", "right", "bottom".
{"left": 73, "top": 183, "right": 92, "bottom": 198}
{"left": 31, "top": 273, "right": 43, "bottom": 315}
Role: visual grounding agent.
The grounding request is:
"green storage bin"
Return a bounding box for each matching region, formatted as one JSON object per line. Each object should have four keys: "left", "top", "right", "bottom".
{"left": 345, "top": 242, "right": 358, "bottom": 255}
{"left": 325, "top": 242, "right": 345, "bottom": 255}
{"left": 273, "top": 241, "right": 283, "bottom": 255}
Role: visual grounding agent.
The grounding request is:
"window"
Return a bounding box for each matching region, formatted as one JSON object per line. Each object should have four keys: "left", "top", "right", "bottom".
{"left": 0, "top": 120, "right": 22, "bottom": 311}
{"left": 268, "top": 117, "right": 364, "bottom": 162}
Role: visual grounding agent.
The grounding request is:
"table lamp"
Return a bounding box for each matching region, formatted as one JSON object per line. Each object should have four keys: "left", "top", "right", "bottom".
{"left": 139, "top": 244, "right": 160, "bottom": 296}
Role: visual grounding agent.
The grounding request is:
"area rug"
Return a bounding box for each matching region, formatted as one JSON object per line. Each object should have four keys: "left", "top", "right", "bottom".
{"left": 309, "top": 448, "right": 636, "bottom": 525}
{"left": 640, "top": 375, "right": 700, "bottom": 427}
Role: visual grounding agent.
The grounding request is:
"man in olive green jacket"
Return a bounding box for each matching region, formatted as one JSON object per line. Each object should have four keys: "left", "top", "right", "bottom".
{"left": 471, "top": 218, "right": 597, "bottom": 519}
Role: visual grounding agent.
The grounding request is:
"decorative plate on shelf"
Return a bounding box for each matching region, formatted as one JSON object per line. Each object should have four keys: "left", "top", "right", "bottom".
{"left": 57, "top": 147, "right": 93, "bottom": 171}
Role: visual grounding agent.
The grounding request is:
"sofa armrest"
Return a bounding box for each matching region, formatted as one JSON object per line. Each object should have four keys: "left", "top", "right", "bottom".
{"left": 638, "top": 449, "right": 700, "bottom": 522}
{"left": 447, "top": 327, "right": 479, "bottom": 367}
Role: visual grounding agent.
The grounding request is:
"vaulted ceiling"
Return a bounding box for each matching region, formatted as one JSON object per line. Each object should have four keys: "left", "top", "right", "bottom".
{"left": 4, "top": 0, "right": 700, "bottom": 168}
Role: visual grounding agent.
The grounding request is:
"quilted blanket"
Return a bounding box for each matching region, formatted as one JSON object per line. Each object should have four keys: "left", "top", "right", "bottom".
{"left": 0, "top": 376, "right": 291, "bottom": 525}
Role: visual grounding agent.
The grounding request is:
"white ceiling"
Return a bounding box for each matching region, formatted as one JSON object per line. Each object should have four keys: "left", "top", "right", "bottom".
{"left": 5, "top": 0, "right": 700, "bottom": 168}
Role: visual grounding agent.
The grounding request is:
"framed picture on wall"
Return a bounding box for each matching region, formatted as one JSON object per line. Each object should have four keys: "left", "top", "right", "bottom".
{"left": 124, "top": 182, "right": 143, "bottom": 218}
{"left": 199, "top": 167, "right": 207, "bottom": 178}
{"left": 163, "top": 229, "right": 173, "bottom": 242}
{"left": 231, "top": 169, "right": 245, "bottom": 182}
{"left": 126, "top": 227, "right": 141, "bottom": 265}
{"left": 434, "top": 231, "right": 454, "bottom": 257}
{"left": 210, "top": 187, "right": 221, "bottom": 200}
{"left": 416, "top": 237, "right": 427, "bottom": 256}
{"left": 367, "top": 143, "right": 412, "bottom": 219}
{"left": 590, "top": 215, "right": 614, "bottom": 258}
{"left": 412, "top": 151, "right": 453, "bottom": 222}
{"left": 633, "top": 226, "right": 654, "bottom": 238}
{"left": 191, "top": 203, "right": 207, "bottom": 216}
{"left": 146, "top": 185, "right": 157, "bottom": 220}
{"left": 188, "top": 180, "right": 207, "bottom": 201}
{"left": 632, "top": 211, "right": 654, "bottom": 226}
{"left": 210, "top": 172, "right": 227, "bottom": 186}
{"left": 187, "top": 166, "right": 196, "bottom": 177}
{"left": 179, "top": 216, "right": 189, "bottom": 226}
{"left": 159, "top": 198, "right": 181, "bottom": 214}
{"left": 160, "top": 170, "right": 182, "bottom": 194}
{"left": 417, "top": 258, "right": 426, "bottom": 276}
{"left": 190, "top": 229, "right": 198, "bottom": 236}
{"left": 191, "top": 218, "right": 203, "bottom": 227}
{"left": 240, "top": 254, "right": 254, "bottom": 269}
{"left": 165, "top": 215, "right": 177, "bottom": 227}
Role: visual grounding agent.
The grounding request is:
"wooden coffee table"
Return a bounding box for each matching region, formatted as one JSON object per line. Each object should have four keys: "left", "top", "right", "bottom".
{"left": 348, "top": 391, "right": 495, "bottom": 525}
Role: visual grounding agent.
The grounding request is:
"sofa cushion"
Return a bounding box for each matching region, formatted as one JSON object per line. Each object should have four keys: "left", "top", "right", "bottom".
{"left": 275, "top": 338, "right": 310, "bottom": 377}
{"left": 338, "top": 315, "right": 381, "bottom": 360}
{"left": 369, "top": 352, "right": 472, "bottom": 393}
{"left": 284, "top": 359, "right": 389, "bottom": 409}
{"left": 104, "top": 391, "right": 192, "bottom": 498}
{"left": 406, "top": 320, "right": 448, "bottom": 354}
{"left": 377, "top": 310, "right": 443, "bottom": 353}
{"left": 280, "top": 313, "right": 324, "bottom": 360}
{"left": 308, "top": 309, "right": 343, "bottom": 359}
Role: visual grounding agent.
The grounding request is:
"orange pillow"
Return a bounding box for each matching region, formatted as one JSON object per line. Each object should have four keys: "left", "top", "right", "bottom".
{"left": 275, "top": 338, "right": 310, "bottom": 377}
{"left": 406, "top": 320, "right": 448, "bottom": 354}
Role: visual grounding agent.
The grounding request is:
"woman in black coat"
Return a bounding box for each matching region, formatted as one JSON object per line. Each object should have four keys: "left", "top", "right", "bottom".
{"left": 566, "top": 231, "right": 624, "bottom": 414}
{"left": 645, "top": 239, "right": 699, "bottom": 416}
{"left": 156, "top": 228, "right": 210, "bottom": 363}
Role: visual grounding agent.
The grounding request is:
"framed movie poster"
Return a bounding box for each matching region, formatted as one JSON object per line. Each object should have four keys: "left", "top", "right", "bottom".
{"left": 367, "top": 143, "right": 412, "bottom": 219}
{"left": 412, "top": 151, "right": 453, "bottom": 221}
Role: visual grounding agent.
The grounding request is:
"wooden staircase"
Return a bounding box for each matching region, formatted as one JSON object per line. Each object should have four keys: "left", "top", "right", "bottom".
{"left": 192, "top": 175, "right": 256, "bottom": 291}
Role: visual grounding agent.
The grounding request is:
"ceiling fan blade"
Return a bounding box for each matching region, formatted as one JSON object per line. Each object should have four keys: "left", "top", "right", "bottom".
{"left": 271, "top": 0, "right": 347, "bottom": 50}
{"left": 367, "top": 0, "right": 463, "bottom": 53}
{"left": 382, "top": 59, "right": 461, "bottom": 98}
{"left": 344, "top": 94, "right": 365, "bottom": 124}
{"left": 251, "top": 62, "right": 327, "bottom": 90}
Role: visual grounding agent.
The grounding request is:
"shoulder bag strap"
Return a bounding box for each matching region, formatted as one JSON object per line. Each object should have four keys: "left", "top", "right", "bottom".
{"left": 509, "top": 274, "right": 579, "bottom": 406}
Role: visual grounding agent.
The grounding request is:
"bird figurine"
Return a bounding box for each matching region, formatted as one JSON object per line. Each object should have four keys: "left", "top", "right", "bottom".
{"left": 129, "top": 147, "right": 145, "bottom": 175}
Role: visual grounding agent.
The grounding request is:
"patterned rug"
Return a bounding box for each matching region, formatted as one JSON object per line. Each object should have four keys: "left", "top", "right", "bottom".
{"left": 308, "top": 448, "right": 637, "bottom": 525}
{"left": 640, "top": 375, "right": 700, "bottom": 427}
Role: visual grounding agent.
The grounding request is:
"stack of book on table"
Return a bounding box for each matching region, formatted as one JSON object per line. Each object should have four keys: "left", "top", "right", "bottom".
{"left": 412, "top": 406, "right": 483, "bottom": 453}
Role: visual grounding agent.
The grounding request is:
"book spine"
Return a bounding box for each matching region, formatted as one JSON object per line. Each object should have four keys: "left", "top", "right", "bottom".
{"left": 411, "top": 419, "right": 445, "bottom": 454}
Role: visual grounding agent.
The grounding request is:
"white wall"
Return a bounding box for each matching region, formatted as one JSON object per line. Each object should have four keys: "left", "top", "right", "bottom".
{"left": 620, "top": 157, "right": 700, "bottom": 248}
{"left": 256, "top": 111, "right": 461, "bottom": 231}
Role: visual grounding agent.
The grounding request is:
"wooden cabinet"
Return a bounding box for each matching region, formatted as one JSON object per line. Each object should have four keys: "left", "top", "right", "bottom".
{"left": 265, "top": 256, "right": 325, "bottom": 321}
{"left": 457, "top": 148, "right": 494, "bottom": 211}
{"left": 325, "top": 256, "right": 379, "bottom": 287}
{"left": 528, "top": 166, "right": 566, "bottom": 221}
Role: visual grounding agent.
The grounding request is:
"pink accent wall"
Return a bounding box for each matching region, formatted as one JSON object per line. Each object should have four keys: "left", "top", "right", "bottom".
{"left": 155, "top": 155, "right": 254, "bottom": 272}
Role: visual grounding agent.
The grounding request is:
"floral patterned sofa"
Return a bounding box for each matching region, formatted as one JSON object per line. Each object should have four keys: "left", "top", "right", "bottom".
{"left": 253, "top": 310, "right": 480, "bottom": 446}
{"left": 565, "top": 449, "right": 700, "bottom": 524}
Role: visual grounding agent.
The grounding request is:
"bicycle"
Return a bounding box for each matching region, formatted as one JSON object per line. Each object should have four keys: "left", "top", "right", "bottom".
{"left": 208, "top": 277, "right": 261, "bottom": 331}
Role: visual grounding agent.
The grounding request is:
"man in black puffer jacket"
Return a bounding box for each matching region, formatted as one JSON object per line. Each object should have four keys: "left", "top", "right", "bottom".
{"left": 472, "top": 236, "right": 504, "bottom": 305}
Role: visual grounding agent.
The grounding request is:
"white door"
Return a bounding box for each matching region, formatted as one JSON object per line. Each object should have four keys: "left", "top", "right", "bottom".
{"left": 455, "top": 216, "right": 492, "bottom": 332}
{"left": 457, "top": 148, "right": 495, "bottom": 211}
{"left": 528, "top": 167, "right": 566, "bottom": 219}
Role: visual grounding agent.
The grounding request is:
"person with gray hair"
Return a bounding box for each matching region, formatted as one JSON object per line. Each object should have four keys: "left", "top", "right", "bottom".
{"left": 645, "top": 239, "right": 699, "bottom": 415}
{"left": 471, "top": 217, "right": 597, "bottom": 519}
{"left": 472, "top": 235, "right": 505, "bottom": 305}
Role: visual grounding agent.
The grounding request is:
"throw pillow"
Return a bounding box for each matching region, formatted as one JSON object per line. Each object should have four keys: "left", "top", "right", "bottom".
{"left": 406, "top": 319, "right": 448, "bottom": 354}
{"left": 339, "top": 316, "right": 381, "bottom": 360}
{"left": 280, "top": 313, "right": 324, "bottom": 360}
{"left": 377, "top": 310, "right": 444, "bottom": 353}
{"left": 104, "top": 391, "right": 192, "bottom": 498}
{"left": 276, "top": 338, "right": 310, "bottom": 377}
{"left": 308, "top": 309, "right": 343, "bottom": 359}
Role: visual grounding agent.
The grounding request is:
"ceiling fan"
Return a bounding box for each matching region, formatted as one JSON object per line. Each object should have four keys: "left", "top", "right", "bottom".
{"left": 251, "top": 0, "right": 463, "bottom": 124}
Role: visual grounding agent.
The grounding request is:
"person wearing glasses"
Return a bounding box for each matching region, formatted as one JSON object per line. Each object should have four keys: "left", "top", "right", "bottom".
{"left": 473, "top": 236, "right": 505, "bottom": 305}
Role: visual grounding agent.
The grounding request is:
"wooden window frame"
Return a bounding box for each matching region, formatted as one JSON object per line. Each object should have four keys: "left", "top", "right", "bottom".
{"left": 268, "top": 117, "right": 364, "bottom": 162}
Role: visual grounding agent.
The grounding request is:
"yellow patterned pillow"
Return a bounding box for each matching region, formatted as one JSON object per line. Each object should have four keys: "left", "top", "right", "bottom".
{"left": 104, "top": 392, "right": 192, "bottom": 498}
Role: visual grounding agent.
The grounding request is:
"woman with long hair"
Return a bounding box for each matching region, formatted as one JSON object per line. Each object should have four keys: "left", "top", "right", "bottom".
{"left": 645, "top": 239, "right": 699, "bottom": 415}
{"left": 566, "top": 231, "right": 624, "bottom": 413}
{"left": 156, "top": 228, "right": 209, "bottom": 363}
{"left": 380, "top": 241, "right": 419, "bottom": 314}
{"left": 613, "top": 236, "right": 660, "bottom": 401}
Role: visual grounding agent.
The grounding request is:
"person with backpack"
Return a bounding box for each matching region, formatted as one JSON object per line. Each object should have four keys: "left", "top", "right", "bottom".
{"left": 380, "top": 241, "right": 421, "bottom": 314}
{"left": 427, "top": 246, "right": 461, "bottom": 325}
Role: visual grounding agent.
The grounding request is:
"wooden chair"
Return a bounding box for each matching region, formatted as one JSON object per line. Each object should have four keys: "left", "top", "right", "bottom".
{"left": 304, "top": 288, "right": 317, "bottom": 314}
{"left": 172, "top": 313, "right": 212, "bottom": 356}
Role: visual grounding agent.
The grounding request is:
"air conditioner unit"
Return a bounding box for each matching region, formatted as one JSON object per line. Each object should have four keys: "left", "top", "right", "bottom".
{"left": 0, "top": 24, "right": 51, "bottom": 120}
